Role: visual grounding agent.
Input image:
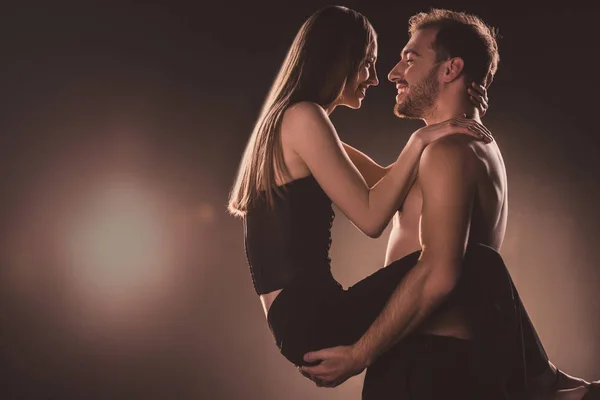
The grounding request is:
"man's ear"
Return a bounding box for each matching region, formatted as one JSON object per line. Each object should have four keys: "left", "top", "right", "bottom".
{"left": 442, "top": 57, "right": 465, "bottom": 83}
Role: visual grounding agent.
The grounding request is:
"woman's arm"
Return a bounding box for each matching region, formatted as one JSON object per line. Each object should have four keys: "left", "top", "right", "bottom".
{"left": 283, "top": 102, "right": 491, "bottom": 238}
{"left": 342, "top": 143, "right": 393, "bottom": 188}
{"left": 341, "top": 82, "right": 490, "bottom": 189}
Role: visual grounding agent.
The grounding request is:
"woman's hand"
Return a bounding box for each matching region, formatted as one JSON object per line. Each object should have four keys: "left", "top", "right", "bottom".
{"left": 468, "top": 82, "right": 489, "bottom": 116}
{"left": 413, "top": 116, "right": 493, "bottom": 147}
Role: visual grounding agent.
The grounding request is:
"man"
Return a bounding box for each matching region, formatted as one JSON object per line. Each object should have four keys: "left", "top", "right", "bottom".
{"left": 301, "top": 9, "right": 598, "bottom": 400}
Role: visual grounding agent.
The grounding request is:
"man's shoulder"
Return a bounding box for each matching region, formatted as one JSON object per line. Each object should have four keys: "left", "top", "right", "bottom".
{"left": 421, "top": 135, "right": 479, "bottom": 170}
{"left": 418, "top": 136, "right": 481, "bottom": 192}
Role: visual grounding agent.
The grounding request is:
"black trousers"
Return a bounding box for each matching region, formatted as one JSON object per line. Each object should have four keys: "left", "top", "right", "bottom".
{"left": 362, "top": 334, "right": 507, "bottom": 400}
{"left": 266, "top": 244, "right": 549, "bottom": 394}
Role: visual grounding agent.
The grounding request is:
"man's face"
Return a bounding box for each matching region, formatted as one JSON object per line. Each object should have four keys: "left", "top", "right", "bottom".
{"left": 388, "top": 28, "right": 442, "bottom": 119}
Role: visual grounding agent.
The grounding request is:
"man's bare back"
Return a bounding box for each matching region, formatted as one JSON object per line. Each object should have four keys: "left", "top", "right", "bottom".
{"left": 385, "top": 136, "right": 508, "bottom": 339}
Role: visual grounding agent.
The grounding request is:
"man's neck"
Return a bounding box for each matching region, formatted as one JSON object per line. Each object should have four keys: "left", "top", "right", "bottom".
{"left": 423, "top": 89, "right": 481, "bottom": 125}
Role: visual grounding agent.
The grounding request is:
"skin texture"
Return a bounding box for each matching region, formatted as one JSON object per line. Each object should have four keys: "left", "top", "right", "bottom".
{"left": 300, "top": 26, "right": 597, "bottom": 400}
{"left": 259, "top": 36, "right": 491, "bottom": 318}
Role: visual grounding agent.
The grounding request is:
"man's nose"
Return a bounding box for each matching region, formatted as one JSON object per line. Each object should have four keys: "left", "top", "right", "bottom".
{"left": 388, "top": 63, "right": 403, "bottom": 82}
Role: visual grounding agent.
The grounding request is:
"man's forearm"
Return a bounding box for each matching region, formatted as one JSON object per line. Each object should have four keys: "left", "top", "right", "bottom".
{"left": 353, "top": 259, "right": 457, "bottom": 366}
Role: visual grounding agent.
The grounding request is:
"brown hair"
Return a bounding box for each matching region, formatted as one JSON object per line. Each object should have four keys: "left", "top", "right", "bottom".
{"left": 409, "top": 8, "right": 500, "bottom": 87}
{"left": 228, "top": 6, "right": 376, "bottom": 217}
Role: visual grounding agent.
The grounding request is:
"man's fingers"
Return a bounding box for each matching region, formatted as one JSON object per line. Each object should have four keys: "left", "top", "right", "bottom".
{"left": 298, "top": 366, "right": 333, "bottom": 387}
{"left": 322, "top": 375, "right": 347, "bottom": 388}
{"left": 298, "top": 367, "right": 313, "bottom": 380}
{"left": 300, "top": 364, "right": 327, "bottom": 376}
{"left": 301, "top": 365, "right": 339, "bottom": 382}
{"left": 303, "top": 350, "right": 325, "bottom": 363}
{"left": 314, "top": 375, "right": 336, "bottom": 385}
{"left": 316, "top": 377, "right": 338, "bottom": 388}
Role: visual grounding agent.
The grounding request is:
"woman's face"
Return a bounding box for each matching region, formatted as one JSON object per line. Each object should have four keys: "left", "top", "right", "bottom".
{"left": 339, "top": 41, "right": 379, "bottom": 109}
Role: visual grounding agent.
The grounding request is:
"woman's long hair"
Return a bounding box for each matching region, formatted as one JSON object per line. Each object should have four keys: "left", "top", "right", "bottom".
{"left": 228, "top": 6, "right": 376, "bottom": 217}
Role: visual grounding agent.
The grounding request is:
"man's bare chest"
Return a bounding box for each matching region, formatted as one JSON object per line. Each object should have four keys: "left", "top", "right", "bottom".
{"left": 395, "top": 184, "right": 423, "bottom": 230}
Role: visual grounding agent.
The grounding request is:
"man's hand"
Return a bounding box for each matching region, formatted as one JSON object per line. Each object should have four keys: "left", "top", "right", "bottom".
{"left": 299, "top": 345, "right": 368, "bottom": 388}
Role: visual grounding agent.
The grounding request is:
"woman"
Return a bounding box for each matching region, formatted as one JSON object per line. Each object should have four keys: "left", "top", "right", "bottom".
{"left": 228, "top": 5, "right": 491, "bottom": 365}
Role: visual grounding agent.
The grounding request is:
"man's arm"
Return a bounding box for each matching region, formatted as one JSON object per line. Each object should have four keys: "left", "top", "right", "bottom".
{"left": 301, "top": 137, "right": 478, "bottom": 385}
{"left": 355, "top": 137, "right": 477, "bottom": 361}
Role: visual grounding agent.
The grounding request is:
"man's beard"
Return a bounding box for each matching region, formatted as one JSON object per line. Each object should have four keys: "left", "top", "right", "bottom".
{"left": 394, "top": 63, "right": 441, "bottom": 119}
